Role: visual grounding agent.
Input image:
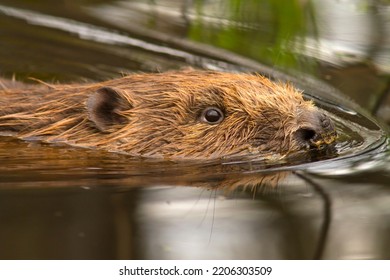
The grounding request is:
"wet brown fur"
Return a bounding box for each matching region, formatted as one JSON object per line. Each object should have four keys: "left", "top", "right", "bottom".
{"left": 0, "top": 70, "right": 333, "bottom": 159}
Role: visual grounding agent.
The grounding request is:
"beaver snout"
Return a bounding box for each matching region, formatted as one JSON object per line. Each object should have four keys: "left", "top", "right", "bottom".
{"left": 294, "top": 111, "right": 337, "bottom": 149}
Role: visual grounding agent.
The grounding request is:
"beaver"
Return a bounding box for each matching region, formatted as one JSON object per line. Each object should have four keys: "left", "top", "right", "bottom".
{"left": 0, "top": 70, "right": 337, "bottom": 160}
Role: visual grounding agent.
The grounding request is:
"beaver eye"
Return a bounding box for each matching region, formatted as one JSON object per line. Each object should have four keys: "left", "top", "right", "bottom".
{"left": 200, "top": 107, "right": 224, "bottom": 124}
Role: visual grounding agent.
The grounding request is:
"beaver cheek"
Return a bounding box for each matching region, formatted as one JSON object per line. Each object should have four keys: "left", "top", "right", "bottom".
{"left": 87, "top": 87, "right": 130, "bottom": 132}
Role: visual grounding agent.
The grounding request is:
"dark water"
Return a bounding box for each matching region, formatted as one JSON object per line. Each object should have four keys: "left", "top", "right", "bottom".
{"left": 0, "top": 0, "right": 389, "bottom": 259}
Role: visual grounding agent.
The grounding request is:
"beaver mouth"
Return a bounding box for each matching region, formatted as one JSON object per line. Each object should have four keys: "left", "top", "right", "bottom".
{"left": 309, "top": 132, "right": 338, "bottom": 149}
{"left": 295, "top": 127, "right": 337, "bottom": 149}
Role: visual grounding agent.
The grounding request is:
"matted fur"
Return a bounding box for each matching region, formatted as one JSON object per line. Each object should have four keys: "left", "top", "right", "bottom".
{"left": 0, "top": 70, "right": 336, "bottom": 159}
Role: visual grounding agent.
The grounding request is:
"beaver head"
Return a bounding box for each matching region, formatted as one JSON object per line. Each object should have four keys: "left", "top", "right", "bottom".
{"left": 0, "top": 70, "right": 337, "bottom": 159}
{"left": 82, "top": 71, "right": 337, "bottom": 159}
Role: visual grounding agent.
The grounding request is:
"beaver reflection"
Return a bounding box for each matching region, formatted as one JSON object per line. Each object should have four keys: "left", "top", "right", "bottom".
{"left": 0, "top": 70, "right": 337, "bottom": 159}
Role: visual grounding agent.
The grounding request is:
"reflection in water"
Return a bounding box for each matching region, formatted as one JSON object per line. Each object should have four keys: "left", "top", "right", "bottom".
{"left": 0, "top": 134, "right": 389, "bottom": 259}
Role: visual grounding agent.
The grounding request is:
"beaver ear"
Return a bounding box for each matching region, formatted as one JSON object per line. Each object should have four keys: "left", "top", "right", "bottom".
{"left": 87, "top": 87, "right": 131, "bottom": 132}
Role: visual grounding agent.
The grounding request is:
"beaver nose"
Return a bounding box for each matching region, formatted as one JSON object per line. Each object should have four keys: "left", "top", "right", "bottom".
{"left": 295, "top": 111, "right": 337, "bottom": 149}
